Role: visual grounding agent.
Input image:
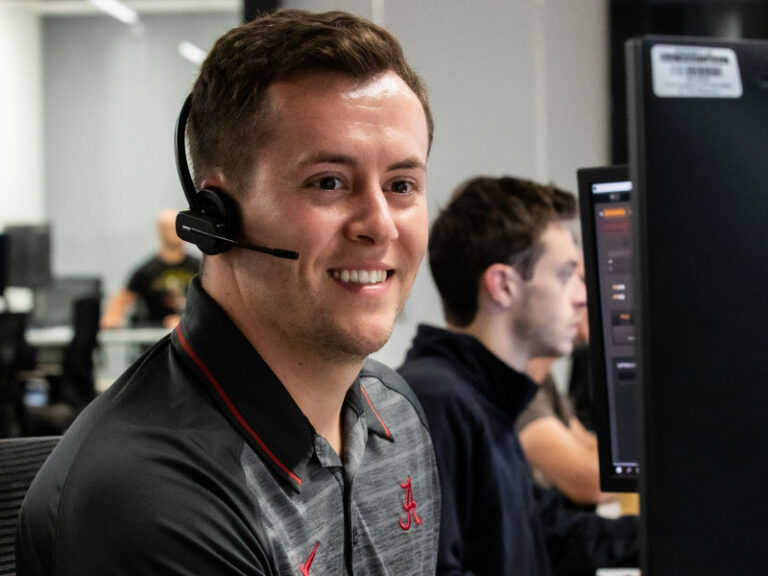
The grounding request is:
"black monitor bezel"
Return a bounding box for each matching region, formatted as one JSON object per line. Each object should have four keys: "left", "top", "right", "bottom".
{"left": 4, "top": 223, "right": 53, "bottom": 290}
{"left": 578, "top": 164, "right": 638, "bottom": 493}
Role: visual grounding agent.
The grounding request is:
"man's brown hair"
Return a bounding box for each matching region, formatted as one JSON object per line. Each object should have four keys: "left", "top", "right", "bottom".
{"left": 188, "top": 9, "right": 433, "bottom": 195}
{"left": 429, "top": 176, "right": 576, "bottom": 327}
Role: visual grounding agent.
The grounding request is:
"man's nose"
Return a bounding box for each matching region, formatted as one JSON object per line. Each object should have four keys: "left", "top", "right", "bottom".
{"left": 346, "top": 184, "right": 399, "bottom": 245}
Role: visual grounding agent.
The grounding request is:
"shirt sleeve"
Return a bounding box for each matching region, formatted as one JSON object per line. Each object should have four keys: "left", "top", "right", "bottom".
{"left": 515, "top": 388, "right": 554, "bottom": 433}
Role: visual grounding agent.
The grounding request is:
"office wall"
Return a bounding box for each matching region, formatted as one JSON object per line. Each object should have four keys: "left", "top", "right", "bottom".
{"left": 43, "top": 11, "right": 238, "bottom": 291}
{"left": 38, "top": 1, "right": 608, "bottom": 370}
{"left": 0, "top": 6, "right": 44, "bottom": 227}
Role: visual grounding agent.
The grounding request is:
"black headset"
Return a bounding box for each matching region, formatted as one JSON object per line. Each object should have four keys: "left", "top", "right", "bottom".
{"left": 174, "top": 94, "right": 299, "bottom": 260}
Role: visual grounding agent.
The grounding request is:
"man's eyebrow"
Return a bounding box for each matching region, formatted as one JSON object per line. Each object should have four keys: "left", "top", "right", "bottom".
{"left": 387, "top": 158, "right": 426, "bottom": 172}
{"left": 296, "top": 153, "right": 425, "bottom": 172}
{"left": 297, "top": 152, "right": 357, "bottom": 168}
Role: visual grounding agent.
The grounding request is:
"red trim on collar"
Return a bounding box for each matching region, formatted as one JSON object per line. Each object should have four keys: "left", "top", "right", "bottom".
{"left": 175, "top": 325, "right": 303, "bottom": 486}
{"left": 360, "top": 384, "right": 391, "bottom": 439}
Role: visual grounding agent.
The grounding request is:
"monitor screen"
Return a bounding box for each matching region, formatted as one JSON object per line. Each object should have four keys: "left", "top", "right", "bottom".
{"left": 577, "top": 165, "right": 638, "bottom": 492}
{"left": 4, "top": 224, "right": 52, "bottom": 289}
{"left": 29, "top": 276, "right": 102, "bottom": 328}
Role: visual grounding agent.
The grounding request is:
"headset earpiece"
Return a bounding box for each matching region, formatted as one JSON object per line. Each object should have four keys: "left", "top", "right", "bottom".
{"left": 176, "top": 187, "right": 240, "bottom": 255}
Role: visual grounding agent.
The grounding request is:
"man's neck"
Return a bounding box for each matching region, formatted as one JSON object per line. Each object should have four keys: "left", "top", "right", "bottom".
{"left": 448, "top": 317, "right": 530, "bottom": 373}
{"left": 260, "top": 344, "right": 362, "bottom": 456}
{"left": 157, "top": 247, "right": 186, "bottom": 264}
{"left": 202, "top": 269, "right": 361, "bottom": 456}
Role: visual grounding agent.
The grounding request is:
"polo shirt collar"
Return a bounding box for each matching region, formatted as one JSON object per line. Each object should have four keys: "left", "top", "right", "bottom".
{"left": 172, "top": 278, "right": 393, "bottom": 492}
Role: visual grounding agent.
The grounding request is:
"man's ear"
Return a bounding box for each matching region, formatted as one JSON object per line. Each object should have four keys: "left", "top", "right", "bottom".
{"left": 199, "top": 168, "right": 230, "bottom": 192}
{"left": 480, "top": 263, "right": 522, "bottom": 309}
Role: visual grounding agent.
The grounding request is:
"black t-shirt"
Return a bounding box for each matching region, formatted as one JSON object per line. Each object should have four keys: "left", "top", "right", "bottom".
{"left": 126, "top": 254, "right": 200, "bottom": 325}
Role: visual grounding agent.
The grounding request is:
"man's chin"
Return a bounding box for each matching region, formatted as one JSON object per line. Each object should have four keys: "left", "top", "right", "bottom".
{"left": 317, "top": 322, "right": 395, "bottom": 363}
{"left": 536, "top": 342, "right": 573, "bottom": 360}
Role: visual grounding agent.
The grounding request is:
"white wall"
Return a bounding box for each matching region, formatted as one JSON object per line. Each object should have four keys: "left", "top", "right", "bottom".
{"left": 0, "top": 5, "right": 44, "bottom": 227}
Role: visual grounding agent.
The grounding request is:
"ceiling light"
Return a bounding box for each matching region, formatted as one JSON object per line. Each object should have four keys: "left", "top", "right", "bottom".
{"left": 89, "top": 0, "right": 140, "bottom": 26}
{"left": 178, "top": 42, "right": 206, "bottom": 65}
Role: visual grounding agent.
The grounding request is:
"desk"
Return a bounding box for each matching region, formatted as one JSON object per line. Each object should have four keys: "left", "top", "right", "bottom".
{"left": 98, "top": 327, "right": 171, "bottom": 346}
{"left": 25, "top": 326, "right": 172, "bottom": 393}
{"left": 25, "top": 326, "right": 171, "bottom": 348}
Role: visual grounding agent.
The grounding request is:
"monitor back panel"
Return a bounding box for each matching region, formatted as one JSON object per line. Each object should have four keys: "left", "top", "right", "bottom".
{"left": 627, "top": 35, "right": 768, "bottom": 575}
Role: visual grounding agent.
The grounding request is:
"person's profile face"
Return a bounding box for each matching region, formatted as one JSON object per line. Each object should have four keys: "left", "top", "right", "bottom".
{"left": 232, "top": 70, "right": 430, "bottom": 361}
{"left": 513, "top": 222, "right": 586, "bottom": 359}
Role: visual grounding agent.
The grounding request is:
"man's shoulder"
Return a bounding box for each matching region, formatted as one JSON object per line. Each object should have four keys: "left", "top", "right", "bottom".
{"left": 17, "top": 399, "right": 253, "bottom": 573}
{"left": 398, "top": 353, "right": 471, "bottom": 400}
{"left": 360, "top": 358, "right": 429, "bottom": 429}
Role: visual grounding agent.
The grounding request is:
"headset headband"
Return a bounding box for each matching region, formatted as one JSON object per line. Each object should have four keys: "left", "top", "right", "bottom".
{"left": 175, "top": 94, "right": 197, "bottom": 209}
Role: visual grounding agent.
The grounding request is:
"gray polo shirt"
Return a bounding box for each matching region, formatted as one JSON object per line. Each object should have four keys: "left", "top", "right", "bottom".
{"left": 17, "top": 279, "right": 441, "bottom": 575}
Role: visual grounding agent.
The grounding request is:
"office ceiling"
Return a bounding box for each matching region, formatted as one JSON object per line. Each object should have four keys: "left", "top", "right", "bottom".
{"left": 7, "top": 1, "right": 240, "bottom": 15}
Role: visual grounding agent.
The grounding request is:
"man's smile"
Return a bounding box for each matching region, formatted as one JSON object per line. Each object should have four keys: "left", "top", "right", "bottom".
{"left": 329, "top": 269, "right": 392, "bottom": 284}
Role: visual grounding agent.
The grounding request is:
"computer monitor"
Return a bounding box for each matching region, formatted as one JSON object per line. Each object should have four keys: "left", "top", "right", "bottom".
{"left": 577, "top": 165, "right": 638, "bottom": 493}
{"left": 627, "top": 35, "right": 768, "bottom": 575}
{"left": 29, "top": 276, "right": 103, "bottom": 329}
{"left": 4, "top": 224, "right": 52, "bottom": 289}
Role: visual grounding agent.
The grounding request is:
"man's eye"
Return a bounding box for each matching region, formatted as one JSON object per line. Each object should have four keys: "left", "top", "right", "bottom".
{"left": 317, "top": 177, "right": 342, "bottom": 190}
{"left": 390, "top": 180, "right": 414, "bottom": 193}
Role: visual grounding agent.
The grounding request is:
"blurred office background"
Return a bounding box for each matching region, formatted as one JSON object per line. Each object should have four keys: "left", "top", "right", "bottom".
{"left": 2, "top": 0, "right": 766, "bottom": 435}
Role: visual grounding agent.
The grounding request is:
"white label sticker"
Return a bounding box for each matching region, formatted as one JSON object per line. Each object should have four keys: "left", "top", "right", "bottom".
{"left": 651, "top": 44, "right": 743, "bottom": 98}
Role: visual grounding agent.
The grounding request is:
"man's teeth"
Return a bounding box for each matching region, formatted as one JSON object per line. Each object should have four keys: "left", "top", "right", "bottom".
{"left": 332, "top": 270, "right": 388, "bottom": 284}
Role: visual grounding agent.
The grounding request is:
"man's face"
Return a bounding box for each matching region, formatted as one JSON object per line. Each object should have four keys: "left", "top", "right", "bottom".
{"left": 513, "top": 222, "right": 586, "bottom": 359}
{"left": 231, "top": 70, "right": 429, "bottom": 362}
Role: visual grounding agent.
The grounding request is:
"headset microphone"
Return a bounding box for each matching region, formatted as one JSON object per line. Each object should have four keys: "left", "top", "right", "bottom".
{"left": 178, "top": 223, "right": 299, "bottom": 260}
{"left": 174, "top": 94, "right": 299, "bottom": 260}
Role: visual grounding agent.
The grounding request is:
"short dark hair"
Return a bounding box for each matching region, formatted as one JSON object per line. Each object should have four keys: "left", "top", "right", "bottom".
{"left": 188, "top": 9, "right": 433, "bottom": 195}
{"left": 429, "top": 176, "right": 576, "bottom": 327}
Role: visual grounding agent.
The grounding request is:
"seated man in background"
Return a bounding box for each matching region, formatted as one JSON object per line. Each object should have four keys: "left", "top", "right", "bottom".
{"left": 100, "top": 208, "right": 200, "bottom": 329}
{"left": 17, "top": 9, "right": 440, "bottom": 575}
{"left": 399, "top": 175, "right": 638, "bottom": 576}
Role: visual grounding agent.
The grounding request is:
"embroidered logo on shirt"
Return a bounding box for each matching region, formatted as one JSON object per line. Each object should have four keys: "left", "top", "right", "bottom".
{"left": 398, "top": 477, "right": 423, "bottom": 530}
{"left": 298, "top": 542, "right": 320, "bottom": 576}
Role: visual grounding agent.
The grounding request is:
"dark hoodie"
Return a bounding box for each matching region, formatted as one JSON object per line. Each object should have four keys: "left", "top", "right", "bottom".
{"left": 399, "top": 324, "right": 639, "bottom": 576}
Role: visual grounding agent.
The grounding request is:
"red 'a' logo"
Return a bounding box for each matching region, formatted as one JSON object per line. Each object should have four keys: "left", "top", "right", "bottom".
{"left": 398, "top": 477, "right": 423, "bottom": 530}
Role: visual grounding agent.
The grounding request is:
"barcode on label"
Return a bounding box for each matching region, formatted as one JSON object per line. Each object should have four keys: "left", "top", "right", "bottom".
{"left": 682, "top": 66, "right": 723, "bottom": 77}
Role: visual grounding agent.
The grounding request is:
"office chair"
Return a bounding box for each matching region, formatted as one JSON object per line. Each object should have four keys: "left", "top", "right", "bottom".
{"left": 0, "top": 436, "right": 60, "bottom": 575}
{"left": 25, "top": 296, "right": 100, "bottom": 435}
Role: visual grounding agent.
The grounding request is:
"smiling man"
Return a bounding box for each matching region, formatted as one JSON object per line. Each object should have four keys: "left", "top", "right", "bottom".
{"left": 17, "top": 10, "right": 439, "bottom": 576}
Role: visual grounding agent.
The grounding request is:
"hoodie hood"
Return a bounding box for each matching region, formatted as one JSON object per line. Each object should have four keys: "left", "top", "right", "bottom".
{"left": 401, "top": 324, "right": 537, "bottom": 421}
